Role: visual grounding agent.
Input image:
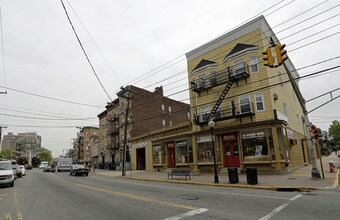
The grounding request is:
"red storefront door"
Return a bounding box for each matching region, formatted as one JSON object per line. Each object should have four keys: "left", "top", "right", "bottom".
{"left": 223, "top": 134, "right": 240, "bottom": 167}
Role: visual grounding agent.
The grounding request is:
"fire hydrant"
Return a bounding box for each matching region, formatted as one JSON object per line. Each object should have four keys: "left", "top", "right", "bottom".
{"left": 329, "top": 161, "right": 335, "bottom": 173}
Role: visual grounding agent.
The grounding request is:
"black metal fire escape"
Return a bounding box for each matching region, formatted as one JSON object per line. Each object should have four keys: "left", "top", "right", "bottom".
{"left": 205, "top": 79, "right": 234, "bottom": 123}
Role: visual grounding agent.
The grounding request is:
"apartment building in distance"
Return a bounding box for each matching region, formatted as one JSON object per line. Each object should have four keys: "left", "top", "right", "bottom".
{"left": 186, "top": 15, "right": 308, "bottom": 173}
{"left": 75, "top": 127, "right": 98, "bottom": 164}
{"left": 97, "top": 85, "right": 190, "bottom": 170}
{"left": 1, "top": 132, "right": 42, "bottom": 160}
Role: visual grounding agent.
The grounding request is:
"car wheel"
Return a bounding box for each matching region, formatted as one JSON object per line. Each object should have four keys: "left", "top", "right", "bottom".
{"left": 86, "top": 173, "right": 88, "bottom": 176}
{"left": 10, "top": 181, "right": 14, "bottom": 187}
{"left": 69, "top": 172, "right": 72, "bottom": 175}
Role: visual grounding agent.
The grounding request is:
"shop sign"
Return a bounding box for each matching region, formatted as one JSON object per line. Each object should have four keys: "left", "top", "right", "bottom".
{"left": 197, "top": 135, "right": 213, "bottom": 143}
{"left": 223, "top": 134, "right": 236, "bottom": 141}
{"left": 242, "top": 131, "right": 265, "bottom": 139}
{"left": 176, "top": 141, "right": 187, "bottom": 147}
{"left": 287, "top": 129, "right": 294, "bottom": 139}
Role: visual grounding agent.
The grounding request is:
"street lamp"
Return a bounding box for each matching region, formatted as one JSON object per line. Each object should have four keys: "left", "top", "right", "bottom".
{"left": 208, "top": 120, "right": 219, "bottom": 184}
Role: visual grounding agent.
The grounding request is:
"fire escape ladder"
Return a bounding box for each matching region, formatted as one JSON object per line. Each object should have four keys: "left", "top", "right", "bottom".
{"left": 206, "top": 80, "right": 234, "bottom": 122}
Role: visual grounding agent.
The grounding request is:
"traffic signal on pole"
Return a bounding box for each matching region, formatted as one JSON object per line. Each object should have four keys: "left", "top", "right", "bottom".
{"left": 262, "top": 48, "right": 274, "bottom": 68}
{"left": 311, "top": 124, "right": 318, "bottom": 140}
{"left": 275, "top": 43, "right": 288, "bottom": 66}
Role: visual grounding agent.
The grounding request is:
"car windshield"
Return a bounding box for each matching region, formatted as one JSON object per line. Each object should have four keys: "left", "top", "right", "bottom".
{"left": 0, "top": 163, "right": 12, "bottom": 170}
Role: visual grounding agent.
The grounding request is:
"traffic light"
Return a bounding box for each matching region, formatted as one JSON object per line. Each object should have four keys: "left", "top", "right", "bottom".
{"left": 311, "top": 124, "right": 318, "bottom": 140}
{"left": 275, "top": 43, "right": 288, "bottom": 66}
{"left": 262, "top": 48, "right": 274, "bottom": 67}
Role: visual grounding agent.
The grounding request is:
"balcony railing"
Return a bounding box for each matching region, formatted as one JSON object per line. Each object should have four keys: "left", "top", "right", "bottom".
{"left": 193, "top": 102, "right": 255, "bottom": 125}
{"left": 191, "top": 63, "right": 250, "bottom": 93}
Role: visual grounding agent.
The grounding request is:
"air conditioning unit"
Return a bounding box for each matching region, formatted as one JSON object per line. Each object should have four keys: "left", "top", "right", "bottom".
{"left": 289, "top": 139, "right": 297, "bottom": 146}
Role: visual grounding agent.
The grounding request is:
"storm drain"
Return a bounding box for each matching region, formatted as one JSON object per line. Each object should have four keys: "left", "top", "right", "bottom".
{"left": 180, "top": 195, "right": 199, "bottom": 200}
{"left": 275, "top": 187, "right": 311, "bottom": 192}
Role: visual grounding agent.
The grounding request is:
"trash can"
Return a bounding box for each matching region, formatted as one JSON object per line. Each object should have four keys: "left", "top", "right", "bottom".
{"left": 329, "top": 161, "right": 335, "bottom": 173}
{"left": 228, "top": 167, "right": 239, "bottom": 184}
{"left": 246, "top": 167, "right": 258, "bottom": 185}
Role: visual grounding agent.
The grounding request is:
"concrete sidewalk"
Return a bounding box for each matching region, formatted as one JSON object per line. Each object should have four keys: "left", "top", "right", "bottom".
{"left": 92, "top": 153, "right": 340, "bottom": 191}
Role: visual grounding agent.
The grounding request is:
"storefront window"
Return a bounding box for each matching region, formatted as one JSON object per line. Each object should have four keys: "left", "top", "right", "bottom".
{"left": 175, "top": 140, "right": 192, "bottom": 164}
{"left": 267, "top": 128, "right": 275, "bottom": 160}
{"left": 242, "top": 129, "right": 268, "bottom": 161}
{"left": 197, "top": 135, "right": 221, "bottom": 163}
{"left": 277, "top": 128, "right": 286, "bottom": 160}
{"left": 153, "top": 144, "right": 165, "bottom": 165}
{"left": 283, "top": 128, "right": 290, "bottom": 160}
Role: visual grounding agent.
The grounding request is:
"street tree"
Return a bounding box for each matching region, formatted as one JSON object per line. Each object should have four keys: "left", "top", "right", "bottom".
{"left": 328, "top": 120, "right": 340, "bottom": 148}
{"left": 0, "top": 148, "right": 15, "bottom": 159}
{"left": 39, "top": 147, "right": 53, "bottom": 163}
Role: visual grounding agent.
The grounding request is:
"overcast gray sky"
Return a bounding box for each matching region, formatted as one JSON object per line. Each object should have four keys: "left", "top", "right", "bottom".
{"left": 0, "top": 0, "right": 339, "bottom": 157}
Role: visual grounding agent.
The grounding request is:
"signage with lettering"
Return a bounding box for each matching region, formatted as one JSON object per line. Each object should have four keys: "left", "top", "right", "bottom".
{"left": 223, "top": 134, "right": 236, "bottom": 141}
{"left": 197, "top": 135, "right": 213, "bottom": 143}
{"left": 242, "top": 131, "right": 265, "bottom": 139}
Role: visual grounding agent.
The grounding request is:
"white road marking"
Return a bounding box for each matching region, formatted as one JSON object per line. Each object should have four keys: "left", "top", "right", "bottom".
{"left": 162, "top": 208, "right": 209, "bottom": 220}
{"left": 259, "top": 194, "right": 303, "bottom": 220}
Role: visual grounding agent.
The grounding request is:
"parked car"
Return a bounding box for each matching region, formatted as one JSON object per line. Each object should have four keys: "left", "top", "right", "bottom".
{"left": 43, "top": 166, "right": 56, "bottom": 172}
{"left": 19, "top": 165, "right": 26, "bottom": 176}
{"left": 70, "top": 164, "right": 89, "bottom": 176}
{"left": 11, "top": 160, "right": 22, "bottom": 178}
{"left": 0, "top": 160, "right": 15, "bottom": 187}
{"left": 25, "top": 164, "right": 33, "bottom": 170}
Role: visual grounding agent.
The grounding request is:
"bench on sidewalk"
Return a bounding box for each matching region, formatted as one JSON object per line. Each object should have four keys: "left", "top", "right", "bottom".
{"left": 167, "top": 169, "right": 191, "bottom": 180}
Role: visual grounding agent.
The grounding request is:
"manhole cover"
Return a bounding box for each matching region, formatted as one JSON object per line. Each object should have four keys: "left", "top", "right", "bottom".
{"left": 181, "top": 196, "right": 199, "bottom": 200}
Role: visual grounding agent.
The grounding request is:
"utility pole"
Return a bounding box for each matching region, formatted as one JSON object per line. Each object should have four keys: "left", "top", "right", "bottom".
{"left": 116, "top": 86, "right": 136, "bottom": 176}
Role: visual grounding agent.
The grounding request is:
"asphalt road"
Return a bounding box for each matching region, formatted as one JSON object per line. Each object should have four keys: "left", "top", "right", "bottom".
{"left": 1, "top": 169, "right": 339, "bottom": 220}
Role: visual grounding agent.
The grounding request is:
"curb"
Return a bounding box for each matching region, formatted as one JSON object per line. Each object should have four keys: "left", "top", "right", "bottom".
{"left": 93, "top": 169, "right": 339, "bottom": 192}
{"left": 115, "top": 176, "right": 319, "bottom": 192}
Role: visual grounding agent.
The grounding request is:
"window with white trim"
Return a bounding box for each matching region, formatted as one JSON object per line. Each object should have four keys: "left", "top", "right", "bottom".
{"left": 239, "top": 96, "right": 251, "bottom": 114}
{"left": 202, "top": 106, "right": 210, "bottom": 121}
{"left": 250, "top": 56, "right": 259, "bottom": 72}
{"left": 255, "top": 93, "right": 265, "bottom": 111}
{"left": 235, "top": 60, "right": 246, "bottom": 75}
{"left": 161, "top": 104, "right": 165, "bottom": 114}
{"left": 162, "top": 119, "right": 166, "bottom": 128}
{"left": 168, "top": 106, "right": 172, "bottom": 115}
{"left": 169, "top": 120, "right": 173, "bottom": 127}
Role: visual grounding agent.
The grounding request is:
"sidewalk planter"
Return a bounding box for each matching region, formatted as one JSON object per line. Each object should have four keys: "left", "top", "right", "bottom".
{"left": 246, "top": 167, "right": 258, "bottom": 185}
{"left": 228, "top": 167, "right": 239, "bottom": 184}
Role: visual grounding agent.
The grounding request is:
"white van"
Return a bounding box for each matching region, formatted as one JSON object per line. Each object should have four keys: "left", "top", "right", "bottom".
{"left": 39, "top": 161, "right": 48, "bottom": 169}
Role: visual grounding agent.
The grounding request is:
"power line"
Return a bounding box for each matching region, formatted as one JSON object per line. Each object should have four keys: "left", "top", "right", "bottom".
{"left": 60, "top": 0, "right": 112, "bottom": 101}
{"left": 65, "top": 0, "right": 121, "bottom": 85}
{"left": 0, "top": 112, "right": 97, "bottom": 121}
{"left": 0, "top": 85, "right": 104, "bottom": 108}
{"left": 123, "top": 0, "right": 293, "bottom": 87}
{"left": 135, "top": 3, "right": 340, "bottom": 93}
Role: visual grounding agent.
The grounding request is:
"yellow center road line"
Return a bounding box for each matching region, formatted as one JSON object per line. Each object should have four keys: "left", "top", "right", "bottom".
{"left": 52, "top": 174, "right": 198, "bottom": 211}
{"left": 13, "top": 189, "right": 23, "bottom": 220}
{"left": 5, "top": 213, "right": 12, "bottom": 220}
{"left": 76, "top": 183, "right": 197, "bottom": 210}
